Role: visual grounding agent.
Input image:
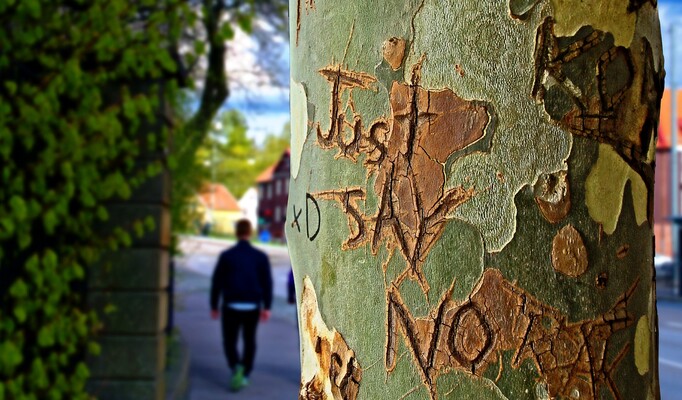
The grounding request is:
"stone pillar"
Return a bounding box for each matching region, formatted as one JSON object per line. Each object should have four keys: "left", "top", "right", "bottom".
{"left": 86, "top": 157, "right": 172, "bottom": 399}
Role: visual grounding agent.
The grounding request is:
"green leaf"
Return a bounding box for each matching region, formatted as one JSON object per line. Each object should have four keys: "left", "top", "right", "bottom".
{"left": 9, "top": 279, "right": 28, "bottom": 299}
{"left": 29, "top": 359, "right": 48, "bottom": 389}
{"left": 0, "top": 341, "right": 23, "bottom": 375}
{"left": 133, "top": 220, "right": 144, "bottom": 237}
{"left": 47, "top": 388, "right": 61, "bottom": 400}
{"left": 157, "top": 51, "right": 177, "bottom": 73}
{"left": 38, "top": 326, "right": 55, "bottom": 347}
{"left": 119, "top": 231, "right": 131, "bottom": 247}
{"left": 236, "top": 15, "right": 252, "bottom": 33}
{"left": 60, "top": 162, "right": 73, "bottom": 179}
{"left": 22, "top": 0, "right": 41, "bottom": 18}
{"left": 88, "top": 341, "right": 101, "bottom": 356}
{"left": 0, "top": 319, "right": 15, "bottom": 334}
{"left": 74, "top": 362, "right": 89, "bottom": 382}
{"left": 27, "top": 199, "right": 40, "bottom": 219}
{"left": 144, "top": 216, "right": 156, "bottom": 231}
{"left": 0, "top": 218, "right": 15, "bottom": 237}
{"left": 13, "top": 306, "right": 27, "bottom": 323}
{"left": 219, "top": 23, "right": 234, "bottom": 41}
{"left": 10, "top": 196, "right": 27, "bottom": 220}
{"left": 25, "top": 254, "right": 39, "bottom": 272}
{"left": 116, "top": 181, "right": 131, "bottom": 199}
{"left": 42, "top": 250, "right": 58, "bottom": 270}
{"left": 79, "top": 189, "right": 95, "bottom": 207}
{"left": 4, "top": 81, "right": 17, "bottom": 95}
{"left": 96, "top": 205, "right": 109, "bottom": 221}
{"left": 43, "top": 303, "right": 56, "bottom": 318}
{"left": 43, "top": 209, "right": 58, "bottom": 234}
{"left": 18, "top": 231, "right": 31, "bottom": 250}
{"left": 72, "top": 263, "right": 84, "bottom": 280}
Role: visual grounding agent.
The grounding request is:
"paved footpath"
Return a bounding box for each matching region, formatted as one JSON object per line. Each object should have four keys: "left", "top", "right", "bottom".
{"left": 174, "top": 237, "right": 301, "bottom": 400}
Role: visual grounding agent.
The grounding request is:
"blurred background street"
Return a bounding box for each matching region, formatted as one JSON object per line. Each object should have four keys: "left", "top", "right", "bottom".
{"left": 658, "top": 300, "right": 682, "bottom": 398}
{"left": 174, "top": 236, "right": 299, "bottom": 399}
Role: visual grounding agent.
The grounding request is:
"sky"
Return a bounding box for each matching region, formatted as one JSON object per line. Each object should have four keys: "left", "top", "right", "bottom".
{"left": 660, "top": 0, "right": 682, "bottom": 86}
{"left": 219, "top": 25, "right": 290, "bottom": 146}
{"left": 225, "top": 93, "right": 289, "bottom": 145}
{"left": 228, "top": 2, "right": 682, "bottom": 145}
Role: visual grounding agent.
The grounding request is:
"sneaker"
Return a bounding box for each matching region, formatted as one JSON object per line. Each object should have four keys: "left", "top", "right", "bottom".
{"left": 240, "top": 376, "right": 250, "bottom": 389}
{"left": 230, "top": 365, "right": 245, "bottom": 391}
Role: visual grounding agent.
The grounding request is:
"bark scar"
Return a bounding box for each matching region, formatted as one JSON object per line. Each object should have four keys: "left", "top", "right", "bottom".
{"left": 385, "top": 268, "right": 638, "bottom": 400}
{"left": 300, "top": 276, "right": 362, "bottom": 400}
{"left": 312, "top": 59, "right": 488, "bottom": 295}
{"left": 295, "top": 0, "right": 316, "bottom": 46}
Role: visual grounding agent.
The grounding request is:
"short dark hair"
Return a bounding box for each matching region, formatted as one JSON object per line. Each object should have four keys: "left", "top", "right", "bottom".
{"left": 236, "top": 219, "right": 252, "bottom": 238}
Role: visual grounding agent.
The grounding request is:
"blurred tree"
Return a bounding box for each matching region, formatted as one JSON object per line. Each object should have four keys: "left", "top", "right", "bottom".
{"left": 169, "top": 0, "right": 288, "bottom": 233}
{"left": 203, "top": 110, "right": 257, "bottom": 199}
{"left": 173, "top": 109, "right": 291, "bottom": 233}
{"left": 254, "top": 121, "right": 290, "bottom": 174}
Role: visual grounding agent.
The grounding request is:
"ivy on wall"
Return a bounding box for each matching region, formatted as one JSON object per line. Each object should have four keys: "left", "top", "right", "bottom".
{"left": 0, "top": 1, "right": 192, "bottom": 398}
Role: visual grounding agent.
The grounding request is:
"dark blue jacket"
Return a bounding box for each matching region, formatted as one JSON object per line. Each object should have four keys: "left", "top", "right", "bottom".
{"left": 210, "top": 241, "right": 273, "bottom": 310}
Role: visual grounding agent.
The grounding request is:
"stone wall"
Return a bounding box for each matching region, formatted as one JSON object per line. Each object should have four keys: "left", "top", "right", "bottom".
{"left": 86, "top": 163, "right": 172, "bottom": 400}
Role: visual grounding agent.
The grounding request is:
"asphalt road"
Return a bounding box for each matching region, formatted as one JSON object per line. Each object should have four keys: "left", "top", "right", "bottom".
{"left": 176, "top": 236, "right": 682, "bottom": 399}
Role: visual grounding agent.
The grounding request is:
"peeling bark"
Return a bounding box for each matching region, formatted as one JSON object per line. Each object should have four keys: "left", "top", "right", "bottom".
{"left": 300, "top": 276, "right": 362, "bottom": 400}
{"left": 289, "top": 1, "right": 662, "bottom": 398}
{"left": 385, "top": 269, "right": 638, "bottom": 399}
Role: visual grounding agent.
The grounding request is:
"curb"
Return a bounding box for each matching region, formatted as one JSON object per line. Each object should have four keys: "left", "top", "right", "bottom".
{"left": 165, "top": 332, "right": 191, "bottom": 400}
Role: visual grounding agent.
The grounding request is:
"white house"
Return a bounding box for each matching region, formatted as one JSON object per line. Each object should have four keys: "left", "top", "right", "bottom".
{"left": 238, "top": 187, "right": 259, "bottom": 230}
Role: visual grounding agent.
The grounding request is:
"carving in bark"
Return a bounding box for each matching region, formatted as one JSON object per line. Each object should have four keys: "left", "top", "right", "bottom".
{"left": 291, "top": 1, "right": 662, "bottom": 398}
{"left": 312, "top": 59, "right": 489, "bottom": 294}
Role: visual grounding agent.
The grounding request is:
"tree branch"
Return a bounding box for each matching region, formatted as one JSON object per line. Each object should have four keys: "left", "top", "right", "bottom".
{"left": 181, "top": 0, "right": 230, "bottom": 158}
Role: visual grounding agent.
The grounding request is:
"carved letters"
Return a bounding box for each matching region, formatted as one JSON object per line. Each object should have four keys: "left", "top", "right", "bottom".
{"left": 312, "top": 60, "right": 486, "bottom": 294}
{"left": 532, "top": 18, "right": 663, "bottom": 185}
{"left": 386, "top": 269, "right": 638, "bottom": 399}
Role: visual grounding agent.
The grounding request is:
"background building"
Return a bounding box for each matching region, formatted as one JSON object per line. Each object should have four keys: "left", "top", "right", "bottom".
{"left": 238, "top": 187, "right": 259, "bottom": 230}
{"left": 655, "top": 88, "right": 682, "bottom": 257}
{"left": 196, "top": 183, "right": 242, "bottom": 235}
{"left": 256, "top": 149, "right": 290, "bottom": 240}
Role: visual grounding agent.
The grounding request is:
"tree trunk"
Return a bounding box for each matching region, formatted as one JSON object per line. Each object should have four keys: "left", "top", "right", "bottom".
{"left": 287, "top": 1, "right": 663, "bottom": 399}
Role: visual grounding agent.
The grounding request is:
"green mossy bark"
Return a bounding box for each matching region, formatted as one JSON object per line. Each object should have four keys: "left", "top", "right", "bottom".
{"left": 289, "top": 1, "right": 662, "bottom": 398}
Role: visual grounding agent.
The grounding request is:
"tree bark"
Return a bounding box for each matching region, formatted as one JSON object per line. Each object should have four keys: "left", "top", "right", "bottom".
{"left": 287, "top": 1, "right": 663, "bottom": 399}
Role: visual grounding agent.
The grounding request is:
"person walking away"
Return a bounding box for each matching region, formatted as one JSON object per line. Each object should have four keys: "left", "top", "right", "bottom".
{"left": 210, "top": 219, "right": 273, "bottom": 391}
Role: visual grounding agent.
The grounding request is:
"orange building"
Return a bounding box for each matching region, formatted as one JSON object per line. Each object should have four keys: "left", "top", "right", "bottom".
{"left": 196, "top": 183, "right": 242, "bottom": 235}
{"left": 654, "top": 89, "right": 682, "bottom": 256}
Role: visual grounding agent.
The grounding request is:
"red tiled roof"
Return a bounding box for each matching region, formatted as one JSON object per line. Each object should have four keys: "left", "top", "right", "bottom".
{"left": 256, "top": 164, "right": 276, "bottom": 183}
{"left": 255, "top": 149, "right": 290, "bottom": 183}
{"left": 198, "top": 184, "right": 240, "bottom": 211}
